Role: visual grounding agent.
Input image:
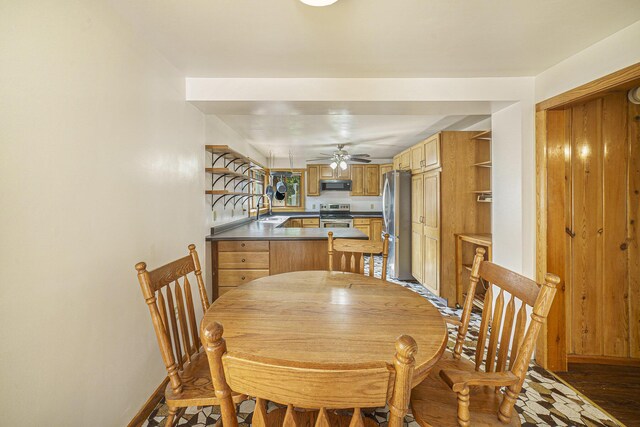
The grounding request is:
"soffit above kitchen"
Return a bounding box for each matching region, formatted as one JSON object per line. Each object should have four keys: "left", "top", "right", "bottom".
{"left": 107, "top": 0, "right": 640, "bottom": 77}
{"left": 201, "top": 100, "right": 503, "bottom": 159}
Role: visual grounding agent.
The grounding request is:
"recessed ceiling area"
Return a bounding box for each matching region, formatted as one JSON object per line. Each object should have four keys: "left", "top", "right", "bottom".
{"left": 199, "top": 101, "right": 504, "bottom": 160}
{"left": 107, "top": 0, "right": 640, "bottom": 77}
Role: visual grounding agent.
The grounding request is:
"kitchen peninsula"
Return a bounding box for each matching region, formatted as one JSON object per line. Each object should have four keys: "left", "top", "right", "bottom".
{"left": 207, "top": 215, "right": 369, "bottom": 299}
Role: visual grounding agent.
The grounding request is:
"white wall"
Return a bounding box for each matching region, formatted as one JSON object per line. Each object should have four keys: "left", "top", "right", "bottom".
{"left": 306, "top": 193, "right": 383, "bottom": 211}
{"left": 536, "top": 20, "right": 640, "bottom": 102}
{"left": 0, "top": 1, "right": 206, "bottom": 425}
{"left": 205, "top": 115, "right": 267, "bottom": 226}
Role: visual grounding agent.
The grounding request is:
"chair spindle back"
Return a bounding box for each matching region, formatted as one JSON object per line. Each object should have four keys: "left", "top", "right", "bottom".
{"left": 202, "top": 322, "right": 417, "bottom": 427}
{"left": 328, "top": 232, "right": 390, "bottom": 279}
{"left": 135, "top": 244, "right": 210, "bottom": 395}
{"left": 452, "top": 247, "right": 559, "bottom": 423}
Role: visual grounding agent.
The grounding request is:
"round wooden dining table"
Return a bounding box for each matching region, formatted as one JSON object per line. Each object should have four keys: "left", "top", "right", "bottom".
{"left": 202, "top": 271, "right": 448, "bottom": 386}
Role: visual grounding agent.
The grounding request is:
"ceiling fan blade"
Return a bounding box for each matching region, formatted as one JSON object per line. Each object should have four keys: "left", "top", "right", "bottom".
{"left": 306, "top": 158, "right": 332, "bottom": 161}
{"left": 350, "top": 158, "right": 372, "bottom": 163}
{"left": 348, "top": 153, "right": 371, "bottom": 158}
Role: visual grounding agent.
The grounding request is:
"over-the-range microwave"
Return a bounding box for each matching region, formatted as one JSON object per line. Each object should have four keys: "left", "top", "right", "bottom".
{"left": 320, "top": 179, "right": 352, "bottom": 191}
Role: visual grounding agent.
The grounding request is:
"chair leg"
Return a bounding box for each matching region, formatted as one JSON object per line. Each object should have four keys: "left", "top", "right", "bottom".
{"left": 165, "top": 406, "right": 178, "bottom": 427}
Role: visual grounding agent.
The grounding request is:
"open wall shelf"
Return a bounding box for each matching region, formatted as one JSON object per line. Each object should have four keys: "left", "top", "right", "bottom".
{"left": 205, "top": 145, "right": 265, "bottom": 210}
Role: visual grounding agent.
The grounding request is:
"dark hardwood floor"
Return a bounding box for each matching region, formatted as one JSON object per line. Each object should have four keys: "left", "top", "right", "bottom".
{"left": 556, "top": 363, "right": 640, "bottom": 427}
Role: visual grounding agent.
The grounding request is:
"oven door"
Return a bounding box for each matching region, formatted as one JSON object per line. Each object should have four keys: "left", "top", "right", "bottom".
{"left": 320, "top": 220, "right": 352, "bottom": 228}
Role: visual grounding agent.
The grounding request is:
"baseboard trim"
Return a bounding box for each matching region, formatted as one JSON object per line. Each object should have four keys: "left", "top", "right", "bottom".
{"left": 128, "top": 377, "right": 168, "bottom": 427}
{"left": 568, "top": 354, "right": 640, "bottom": 367}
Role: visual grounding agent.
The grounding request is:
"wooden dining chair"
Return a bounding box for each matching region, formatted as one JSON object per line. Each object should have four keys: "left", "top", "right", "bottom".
{"left": 202, "top": 321, "right": 417, "bottom": 427}
{"left": 410, "top": 247, "right": 559, "bottom": 427}
{"left": 135, "top": 244, "right": 244, "bottom": 427}
{"left": 327, "top": 231, "right": 390, "bottom": 279}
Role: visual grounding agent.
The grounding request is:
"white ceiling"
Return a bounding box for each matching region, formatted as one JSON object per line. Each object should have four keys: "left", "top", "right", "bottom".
{"left": 107, "top": 0, "right": 640, "bottom": 160}
{"left": 201, "top": 101, "right": 507, "bottom": 160}
{"left": 108, "top": 0, "right": 640, "bottom": 78}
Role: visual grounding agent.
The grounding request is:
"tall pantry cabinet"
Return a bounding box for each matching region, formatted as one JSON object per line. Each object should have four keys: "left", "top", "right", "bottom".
{"left": 401, "top": 131, "right": 492, "bottom": 305}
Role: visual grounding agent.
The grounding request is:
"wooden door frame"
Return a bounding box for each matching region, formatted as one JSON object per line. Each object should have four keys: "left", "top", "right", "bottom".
{"left": 535, "top": 62, "right": 640, "bottom": 371}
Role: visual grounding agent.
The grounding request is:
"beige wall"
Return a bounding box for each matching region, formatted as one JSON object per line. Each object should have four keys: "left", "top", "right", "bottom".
{"left": 205, "top": 115, "right": 267, "bottom": 227}
{"left": 0, "top": 1, "right": 206, "bottom": 425}
{"left": 535, "top": 20, "right": 640, "bottom": 102}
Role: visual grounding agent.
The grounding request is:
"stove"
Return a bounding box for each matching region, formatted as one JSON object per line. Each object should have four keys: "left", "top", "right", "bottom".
{"left": 319, "top": 203, "right": 353, "bottom": 228}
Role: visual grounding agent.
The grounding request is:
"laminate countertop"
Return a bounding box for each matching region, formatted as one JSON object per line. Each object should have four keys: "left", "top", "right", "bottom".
{"left": 206, "top": 216, "right": 368, "bottom": 241}
{"left": 258, "top": 211, "right": 383, "bottom": 218}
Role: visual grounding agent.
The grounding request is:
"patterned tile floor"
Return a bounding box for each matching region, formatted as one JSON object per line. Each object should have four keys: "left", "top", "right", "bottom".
{"left": 144, "top": 258, "right": 622, "bottom": 427}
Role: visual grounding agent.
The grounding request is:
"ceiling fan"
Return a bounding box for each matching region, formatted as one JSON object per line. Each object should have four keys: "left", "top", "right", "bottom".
{"left": 306, "top": 144, "right": 371, "bottom": 170}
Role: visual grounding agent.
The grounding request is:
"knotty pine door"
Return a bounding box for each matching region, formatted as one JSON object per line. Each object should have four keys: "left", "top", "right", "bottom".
{"left": 567, "top": 92, "right": 640, "bottom": 362}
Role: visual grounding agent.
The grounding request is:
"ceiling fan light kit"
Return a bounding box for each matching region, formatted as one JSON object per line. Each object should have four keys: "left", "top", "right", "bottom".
{"left": 307, "top": 143, "right": 372, "bottom": 167}
{"left": 299, "top": 0, "right": 339, "bottom": 6}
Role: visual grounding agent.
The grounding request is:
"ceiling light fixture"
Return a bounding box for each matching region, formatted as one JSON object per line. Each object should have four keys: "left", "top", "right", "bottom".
{"left": 299, "top": 0, "right": 339, "bottom": 6}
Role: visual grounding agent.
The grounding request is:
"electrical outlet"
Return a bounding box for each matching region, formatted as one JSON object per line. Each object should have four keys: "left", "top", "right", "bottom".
{"left": 313, "top": 204, "right": 316, "bottom": 209}
{"left": 212, "top": 210, "right": 217, "bottom": 221}
{"left": 370, "top": 204, "right": 374, "bottom": 209}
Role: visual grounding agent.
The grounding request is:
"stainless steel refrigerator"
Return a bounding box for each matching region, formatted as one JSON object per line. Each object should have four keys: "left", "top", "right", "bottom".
{"left": 382, "top": 170, "right": 412, "bottom": 280}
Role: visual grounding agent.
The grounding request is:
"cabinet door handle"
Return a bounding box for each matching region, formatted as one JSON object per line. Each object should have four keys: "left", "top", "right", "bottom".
{"left": 241, "top": 243, "right": 246, "bottom": 247}
{"left": 241, "top": 258, "right": 246, "bottom": 262}
{"left": 241, "top": 276, "right": 246, "bottom": 280}
{"left": 565, "top": 227, "right": 576, "bottom": 238}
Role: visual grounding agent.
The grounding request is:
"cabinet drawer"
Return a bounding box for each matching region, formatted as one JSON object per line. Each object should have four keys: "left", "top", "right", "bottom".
{"left": 353, "top": 218, "right": 371, "bottom": 225}
{"left": 218, "top": 269, "right": 270, "bottom": 287}
{"left": 302, "top": 218, "right": 320, "bottom": 227}
{"left": 218, "top": 252, "right": 270, "bottom": 269}
{"left": 218, "top": 241, "right": 269, "bottom": 252}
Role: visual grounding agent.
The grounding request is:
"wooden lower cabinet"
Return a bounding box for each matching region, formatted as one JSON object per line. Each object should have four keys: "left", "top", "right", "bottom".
{"left": 353, "top": 218, "right": 371, "bottom": 238}
{"left": 370, "top": 218, "right": 383, "bottom": 242}
{"left": 353, "top": 217, "right": 383, "bottom": 241}
{"left": 286, "top": 218, "right": 303, "bottom": 228}
{"left": 213, "top": 238, "right": 337, "bottom": 299}
{"left": 302, "top": 218, "right": 320, "bottom": 228}
{"left": 214, "top": 240, "right": 270, "bottom": 299}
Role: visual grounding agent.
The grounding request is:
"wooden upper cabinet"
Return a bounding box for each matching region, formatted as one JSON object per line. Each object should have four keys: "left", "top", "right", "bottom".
{"left": 307, "top": 164, "right": 352, "bottom": 196}
{"left": 393, "top": 150, "right": 411, "bottom": 171}
{"left": 422, "top": 134, "right": 441, "bottom": 172}
{"left": 351, "top": 164, "right": 380, "bottom": 196}
{"left": 351, "top": 164, "right": 365, "bottom": 196}
{"left": 320, "top": 165, "right": 335, "bottom": 179}
{"left": 400, "top": 149, "right": 411, "bottom": 170}
{"left": 336, "top": 165, "right": 351, "bottom": 179}
{"left": 364, "top": 164, "right": 380, "bottom": 196}
{"left": 411, "top": 143, "right": 425, "bottom": 174}
{"left": 380, "top": 163, "right": 393, "bottom": 192}
{"left": 307, "top": 165, "right": 320, "bottom": 196}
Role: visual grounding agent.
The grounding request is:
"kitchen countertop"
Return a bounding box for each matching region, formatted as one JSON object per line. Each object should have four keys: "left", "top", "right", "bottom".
{"left": 265, "top": 211, "right": 383, "bottom": 218}
{"left": 206, "top": 216, "right": 368, "bottom": 241}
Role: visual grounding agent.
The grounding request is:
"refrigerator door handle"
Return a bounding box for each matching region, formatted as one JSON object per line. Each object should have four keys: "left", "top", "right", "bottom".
{"left": 382, "top": 176, "right": 391, "bottom": 231}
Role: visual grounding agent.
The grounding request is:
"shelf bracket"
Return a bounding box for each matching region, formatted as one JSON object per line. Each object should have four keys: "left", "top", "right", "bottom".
{"left": 212, "top": 173, "right": 229, "bottom": 188}
{"left": 211, "top": 194, "right": 227, "bottom": 209}
{"left": 223, "top": 194, "right": 243, "bottom": 208}
{"left": 234, "top": 161, "right": 248, "bottom": 172}
{"left": 224, "top": 156, "right": 241, "bottom": 169}
{"left": 233, "top": 195, "right": 252, "bottom": 208}
{"left": 213, "top": 152, "right": 229, "bottom": 168}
